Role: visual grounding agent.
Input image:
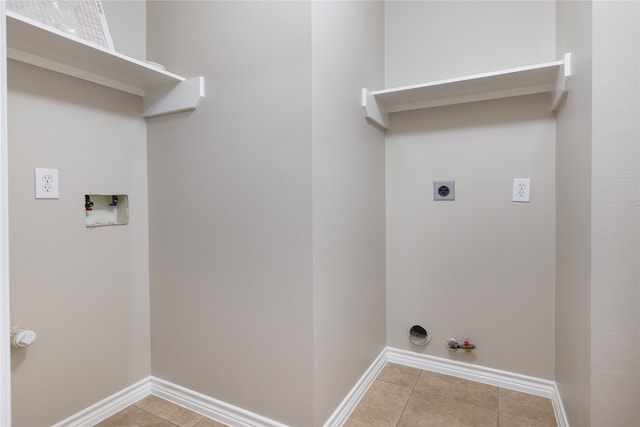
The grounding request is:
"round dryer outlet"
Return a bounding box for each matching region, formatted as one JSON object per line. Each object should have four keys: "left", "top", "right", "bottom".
{"left": 409, "top": 324, "right": 431, "bottom": 346}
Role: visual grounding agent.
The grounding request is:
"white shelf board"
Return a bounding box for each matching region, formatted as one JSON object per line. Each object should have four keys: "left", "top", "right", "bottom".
{"left": 6, "top": 11, "right": 204, "bottom": 117}
{"left": 363, "top": 53, "right": 572, "bottom": 129}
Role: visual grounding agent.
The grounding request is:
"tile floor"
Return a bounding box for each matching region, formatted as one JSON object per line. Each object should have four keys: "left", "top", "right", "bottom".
{"left": 344, "top": 363, "right": 558, "bottom": 427}
{"left": 95, "top": 394, "right": 227, "bottom": 427}
{"left": 96, "top": 363, "right": 557, "bottom": 427}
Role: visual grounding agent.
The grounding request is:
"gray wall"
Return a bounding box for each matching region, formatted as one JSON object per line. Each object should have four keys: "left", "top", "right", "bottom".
{"left": 6, "top": 2, "right": 639, "bottom": 426}
{"left": 555, "top": 1, "right": 592, "bottom": 425}
{"left": 8, "top": 61, "right": 150, "bottom": 426}
{"left": 590, "top": 1, "right": 640, "bottom": 425}
{"left": 101, "top": 0, "right": 146, "bottom": 60}
{"left": 146, "top": 2, "right": 315, "bottom": 425}
{"left": 384, "top": 1, "right": 557, "bottom": 378}
{"left": 385, "top": 1, "right": 556, "bottom": 88}
{"left": 311, "top": 1, "right": 386, "bottom": 424}
{"left": 8, "top": 3, "right": 149, "bottom": 426}
{"left": 556, "top": 2, "right": 640, "bottom": 425}
{"left": 147, "top": 2, "right": 388, "bottom": 425}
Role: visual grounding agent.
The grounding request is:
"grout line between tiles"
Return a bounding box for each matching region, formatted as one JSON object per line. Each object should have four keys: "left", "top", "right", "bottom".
{"left": 132, "top": 399, "right": 181, "bottom": 427}
{"left": 394, "top": 369, "right": 423, "bottom": 427}
{"left": 395, "top": 392, "right": 411, "bottom": 427}
{"left": 497, "top": 387, "right": 501, "bottom": 427}
{"left": 410, "top": 369, "right": 421, "bottom": 392}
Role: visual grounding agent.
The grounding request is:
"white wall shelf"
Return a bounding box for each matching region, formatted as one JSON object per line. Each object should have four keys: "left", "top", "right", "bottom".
{"left": 5, "top": 11, "right": 204, "bottom": 118}
{"left": 363, "top": 53, "right": 572, "bottom": 129}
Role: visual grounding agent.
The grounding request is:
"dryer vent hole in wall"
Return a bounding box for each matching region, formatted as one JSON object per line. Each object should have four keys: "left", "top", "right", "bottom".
{"left": 409, "top": 324, "right": 431, "bottom": 346}
{"left": 84, "top": 194, "right": 129, "bottom": 227}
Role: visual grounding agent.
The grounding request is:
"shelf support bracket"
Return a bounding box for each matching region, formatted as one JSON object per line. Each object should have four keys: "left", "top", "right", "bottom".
{"left": 143, "top": 76, "right": 205, "bottom": 118}
{"left": 551, "top": 52, "right": 572, "bottom": 111}
{"left": 362, "top": 88, "right": 389, "bottom": 130}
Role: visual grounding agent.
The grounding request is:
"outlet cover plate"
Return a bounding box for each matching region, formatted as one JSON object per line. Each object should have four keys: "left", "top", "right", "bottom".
{"left": 35, "top": 168, "right": 59, "bottom": 199}
{"left": 512, "top": 178, "right": 531, "bottom": 202}
{"left": 434, "top": 180, "right": 455, "bottom": 201}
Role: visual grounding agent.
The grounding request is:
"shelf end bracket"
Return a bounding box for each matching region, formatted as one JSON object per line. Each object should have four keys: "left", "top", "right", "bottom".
{"left": 143, "top": 76, "right": 205, "bottom": 118}
{"left": 551, "top": 52, "right": 572, "bottom": 111}
{"left": 362, "top": 88, "right": 389, "bottom": 130}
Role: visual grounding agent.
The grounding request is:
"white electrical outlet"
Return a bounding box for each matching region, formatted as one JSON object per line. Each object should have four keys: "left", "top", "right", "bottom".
{"left": 512, "top": 178, "right": 531, "bottom": 202}
{"left": 35, "top": 168, "right": 59, "bottom": 199}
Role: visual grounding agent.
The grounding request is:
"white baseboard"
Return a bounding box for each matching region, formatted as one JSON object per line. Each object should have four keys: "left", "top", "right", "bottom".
{"left": 52, "top": 377, "right": 151, "bottom": 427}
{"left": 323, "top": 347, "right": 568, "bottom": 427}
{"left": 50, "top": 346, "right": 569, "bottom": 427}
{"left": 51, "top": 376, "right": 287, "bottom": 427}
{"left": 551, "top": 382, "right": 570, "bottom": 427}
{"left": 322, "top": 349, "right": 388, "bottom": 427}
{"left": 382, "top": 347, "right": 569, "bottom": 427}
{"left": 385, "top": 347, "right": 555, "bottom": 397}
{"left": 150, "top": 377, "right": 288, "bottom": 427}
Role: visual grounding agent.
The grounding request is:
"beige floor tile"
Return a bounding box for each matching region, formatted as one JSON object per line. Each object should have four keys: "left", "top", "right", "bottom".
{"left": 498, "top": 413, "right": 557, "bottom": 427}
{"left": 97, "top": 369, "right": 558, "bottom": 427}
{"left": 344, "top": 380, "right": 413, "bottom": 427}
{"left": 343, "top": 418, "right": 374, "bottom": 427}
{"left": 135, "top": 395, "right": 205, "bottom": 427}
{"left": 377, "top": 363, "right": 422, "bottom": 389}
{"left": 397, "top": 393, "right": 497, "bottom": 427}
{"left": 94, "top": 405, "right": 175, "bottom": 427}
{"left": 193, "top": 417, "right": 230, "bottom": 427}
{"left": 498, "top": 388, "right": 556, "bottom": 426}
{"left": 413, "top": 370, "right": 498, "bottom": 409}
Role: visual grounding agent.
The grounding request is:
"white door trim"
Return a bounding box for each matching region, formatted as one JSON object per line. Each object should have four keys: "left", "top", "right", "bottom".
{"left": 0, "top": 2, "right": 12, "bottom": 426}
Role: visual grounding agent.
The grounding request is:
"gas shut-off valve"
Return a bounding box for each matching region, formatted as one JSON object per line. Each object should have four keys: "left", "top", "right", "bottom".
{"left": 447, "top": 338, "right": 476, "bottom": 352}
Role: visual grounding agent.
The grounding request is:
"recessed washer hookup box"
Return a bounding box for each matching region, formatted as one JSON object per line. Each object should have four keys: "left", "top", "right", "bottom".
{"left": 84, "top": 194, "right": 128, "bottom": 227}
